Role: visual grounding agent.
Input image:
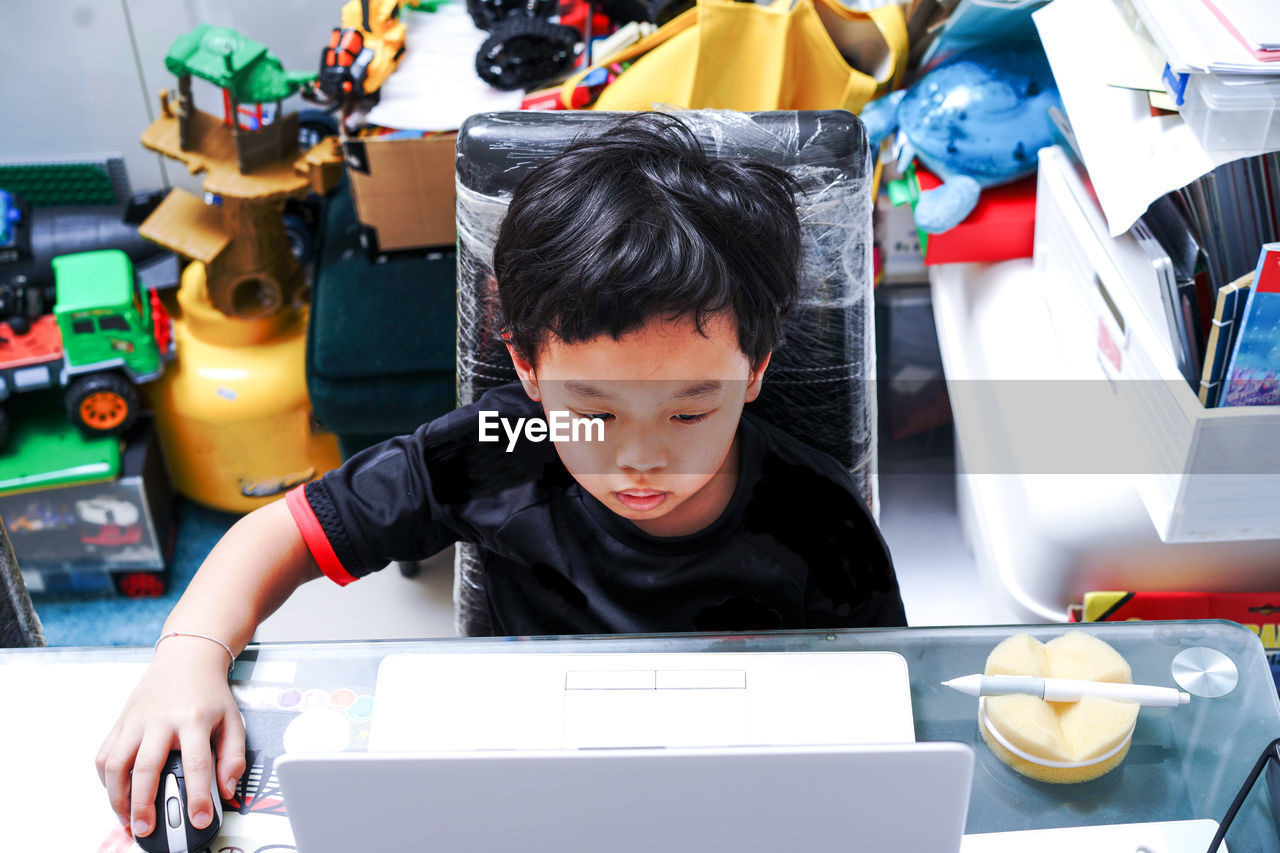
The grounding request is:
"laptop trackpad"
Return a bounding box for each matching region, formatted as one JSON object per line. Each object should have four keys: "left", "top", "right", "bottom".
{"left": 563, "top": 670, "right": 748, "bottom": 747}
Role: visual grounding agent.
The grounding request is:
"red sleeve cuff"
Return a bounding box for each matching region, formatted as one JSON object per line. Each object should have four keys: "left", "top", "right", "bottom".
{"left": 286, "top": 484, "right": 359, "bottom": 586}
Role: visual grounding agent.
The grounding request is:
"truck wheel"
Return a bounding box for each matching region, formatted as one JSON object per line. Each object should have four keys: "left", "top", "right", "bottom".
{"left": 0, "top": 407, "right": 8, "bottom": 451}
{"left": 65, "top": 373, "right": 139, "bottom": 436}
{"left": 7, "top": 316, "right": 30, "bottom": 335}
{"left": 283, "top": 210, "right": 316, "bottom": 264}
{"left": 116, "top": 571, "right": 166, "bottom": 598}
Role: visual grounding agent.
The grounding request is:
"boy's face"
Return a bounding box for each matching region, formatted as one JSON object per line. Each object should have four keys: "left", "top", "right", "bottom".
{"left": 508, "top": 312, "right": 768, "bottom": 538}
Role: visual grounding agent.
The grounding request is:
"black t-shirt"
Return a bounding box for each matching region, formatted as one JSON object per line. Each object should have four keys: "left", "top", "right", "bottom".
{"left": 296, "top": 382, "right": 905, "bottom": 636}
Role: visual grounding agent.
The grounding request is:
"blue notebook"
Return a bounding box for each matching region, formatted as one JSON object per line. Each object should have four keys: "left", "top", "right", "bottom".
{"left": 1219, "top": 243, "right": 1280, "bottom": 408}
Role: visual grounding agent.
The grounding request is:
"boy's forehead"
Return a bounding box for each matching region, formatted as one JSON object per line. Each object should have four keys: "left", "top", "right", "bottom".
{"left": 536, "top": 312, "right": 751, "bottom": 381}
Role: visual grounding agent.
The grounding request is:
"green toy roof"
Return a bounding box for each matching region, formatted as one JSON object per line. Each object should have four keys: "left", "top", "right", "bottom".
{"left": 165, "top": 25, "right": 315, "bottom": 103}
{"left": 51, "top": 250, "right": 134, "bottom": 313}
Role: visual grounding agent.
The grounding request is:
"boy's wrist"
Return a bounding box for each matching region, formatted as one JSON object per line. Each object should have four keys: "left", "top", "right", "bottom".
{"left": 153, "top": 632, "right": 237, "bottom": 674}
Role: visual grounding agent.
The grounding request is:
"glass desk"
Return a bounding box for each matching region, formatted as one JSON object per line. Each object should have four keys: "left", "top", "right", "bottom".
{"left": 4, "top": 620, "right": 1278, "bottom": 851}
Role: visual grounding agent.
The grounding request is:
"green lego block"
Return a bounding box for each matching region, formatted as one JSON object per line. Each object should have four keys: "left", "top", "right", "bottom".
{"left": 0, "top": 390, "right": 121, "bottom": 494}
{"left": 0, "top": 161, "right": 124, "bottom": 207}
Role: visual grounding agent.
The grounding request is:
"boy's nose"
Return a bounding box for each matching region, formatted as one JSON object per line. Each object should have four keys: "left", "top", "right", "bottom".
{"left": 615, "top": 435, "right": 667, "bottom": 473}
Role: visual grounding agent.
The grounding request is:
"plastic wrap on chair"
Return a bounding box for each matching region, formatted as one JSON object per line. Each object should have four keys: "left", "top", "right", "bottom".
{"left": 0, "top": 521, "right": 45, "bottom": 648}
{"left": 454, "top": 110, "right": 876, "bottom": 637}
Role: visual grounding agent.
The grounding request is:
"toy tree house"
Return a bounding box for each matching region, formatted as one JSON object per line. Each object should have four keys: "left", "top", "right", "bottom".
{"left": 138, "top": 25, "right": 341, "bottom": 318}
{"left": 135, "top": 25, "right": 343, "bottom": 513}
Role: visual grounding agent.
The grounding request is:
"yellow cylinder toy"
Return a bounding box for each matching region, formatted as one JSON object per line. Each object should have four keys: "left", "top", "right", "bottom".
{"left": 149, "top": 261, "right": 341, "bottom": 513}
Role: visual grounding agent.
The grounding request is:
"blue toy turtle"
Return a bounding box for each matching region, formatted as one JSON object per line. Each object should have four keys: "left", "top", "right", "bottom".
{"left": 862, "top": 43, "right": 1062, "bottom": 234}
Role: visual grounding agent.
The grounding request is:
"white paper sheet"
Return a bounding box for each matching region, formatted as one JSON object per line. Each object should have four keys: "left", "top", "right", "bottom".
{"left": 961, "top": 819, "right": 1225, "bottom": 853}
{"left": 0, "top": 663, "right": 150, "bottom": 850}
{"left": 0, "top": 661, "right": 304, "bottom": 852}
{"left": 1034, "top": 0, "right": 1263, "bottom": 236}
{"left": 1129, "top": 0, "right": 1280, "bottom": 74}
{"left": 1203, "top": 0, "right": 1280, "bottom": 50}
{"left": 365, "top": 1, "right": 525, "bottom": 132}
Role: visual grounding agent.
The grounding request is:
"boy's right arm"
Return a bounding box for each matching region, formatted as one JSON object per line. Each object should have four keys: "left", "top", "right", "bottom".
{"left": 95, "top": 496, "right": 322, "bottom": 839}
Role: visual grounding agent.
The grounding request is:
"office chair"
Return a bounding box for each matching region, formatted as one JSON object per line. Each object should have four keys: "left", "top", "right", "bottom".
{"left": 453, "top": 110, "right": 876, "bottom": 636}
{"left": 0, "top": 518, "right": 46, "bottom": 647}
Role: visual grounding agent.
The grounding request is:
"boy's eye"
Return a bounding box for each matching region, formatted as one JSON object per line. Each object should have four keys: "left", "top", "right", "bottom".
{"left": 575, "top": 411, "right": 613, "bottom": 422}
{"left": 672, "top": 413, "right": 708, "bottom": 424}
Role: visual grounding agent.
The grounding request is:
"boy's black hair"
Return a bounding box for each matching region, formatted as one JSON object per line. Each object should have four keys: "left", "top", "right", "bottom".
{"left": 493, "top": 112, "right": 803, "bottom": 371}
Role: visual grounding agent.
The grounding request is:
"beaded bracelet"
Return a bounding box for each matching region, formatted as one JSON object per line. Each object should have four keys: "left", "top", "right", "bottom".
{"left": 154, "top": 631, "right": 236, "bottom": 675}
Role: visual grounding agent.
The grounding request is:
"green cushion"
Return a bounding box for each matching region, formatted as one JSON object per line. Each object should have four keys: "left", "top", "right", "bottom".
{"left": 306, "top": 181, "right": 457, "bottom": 445}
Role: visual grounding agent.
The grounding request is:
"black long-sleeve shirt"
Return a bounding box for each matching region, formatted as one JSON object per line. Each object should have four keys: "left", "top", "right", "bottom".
{"left": 287, "top": 382, "right": 905, "bottom": 636}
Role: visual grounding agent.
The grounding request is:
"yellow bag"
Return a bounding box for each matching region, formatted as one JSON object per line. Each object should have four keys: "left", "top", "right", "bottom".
{"left": 560, "top": 0, "right": 908, "bottom": 113}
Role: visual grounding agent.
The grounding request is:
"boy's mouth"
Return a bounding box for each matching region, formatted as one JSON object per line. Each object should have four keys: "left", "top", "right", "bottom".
{"left": 615, "top": 489, "right": 668, "bottom": 512}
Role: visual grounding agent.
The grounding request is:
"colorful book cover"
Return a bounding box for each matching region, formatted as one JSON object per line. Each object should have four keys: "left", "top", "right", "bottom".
{"left": 1219, "top": 243, "right": 1280, "bottom": 407}
{"left": 1198, "top": 271, "right": 1254, "bottom": 407}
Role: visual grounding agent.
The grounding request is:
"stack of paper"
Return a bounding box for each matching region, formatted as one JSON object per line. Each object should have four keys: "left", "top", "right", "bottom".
{"left": 1202, "top": 0, "right": 1280, "bottom": 57}
{"left": 1035, "top": 0, "right": 1280, "bottom": 235}
{"left": 365, "top": 2, "right": 524, "bottom": 132}
{"left": 1129, "top": 0, "right": 1280, "bottom": 75}
{"left": 1035, "top": 0, "right": 1263, "bottom": 234}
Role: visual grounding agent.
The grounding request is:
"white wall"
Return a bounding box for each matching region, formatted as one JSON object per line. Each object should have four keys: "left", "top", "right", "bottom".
{"left": 3, "top": 0, "right": 336, "bottom": 195}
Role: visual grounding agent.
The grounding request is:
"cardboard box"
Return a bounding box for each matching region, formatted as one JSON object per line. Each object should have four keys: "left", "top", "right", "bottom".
{"left": 342, "top": 132, "right": 458, "bottom": 255}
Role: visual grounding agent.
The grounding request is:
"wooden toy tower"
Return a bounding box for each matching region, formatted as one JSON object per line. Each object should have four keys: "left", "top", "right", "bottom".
{"left": 133, "top": 25, "right": 344, "bottom": 513}
{"left": 138, "top": 25, "right": 341, "bottom": 318}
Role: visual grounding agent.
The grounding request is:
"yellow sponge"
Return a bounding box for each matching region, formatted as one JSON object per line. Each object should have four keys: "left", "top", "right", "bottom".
{"left": 977, "top": 632, "right": 1139, "bottom": 783}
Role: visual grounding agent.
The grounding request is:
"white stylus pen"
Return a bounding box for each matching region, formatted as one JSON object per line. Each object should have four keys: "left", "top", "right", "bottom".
{"left": 942, "top": 674, "right": 1190, "bottom": 707}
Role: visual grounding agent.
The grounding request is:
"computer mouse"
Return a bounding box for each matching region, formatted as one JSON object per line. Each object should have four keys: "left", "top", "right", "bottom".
{"left": 133, "top": 751, "right": 223, "bottom": 853}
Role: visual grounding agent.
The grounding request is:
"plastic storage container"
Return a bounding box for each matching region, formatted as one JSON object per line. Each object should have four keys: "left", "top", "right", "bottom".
{"left": 1180, "top": 73, "right": 1280, "bottom": 152}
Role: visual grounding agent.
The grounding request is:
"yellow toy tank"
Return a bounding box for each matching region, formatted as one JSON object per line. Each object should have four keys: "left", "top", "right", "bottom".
{"left": 150, "top": 261, "right": 341, "bottom": 514}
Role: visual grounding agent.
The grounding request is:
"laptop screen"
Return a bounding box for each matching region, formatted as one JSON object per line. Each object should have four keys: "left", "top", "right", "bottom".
{"left": 368, "top": 651, "right": 916, "bottom": 751}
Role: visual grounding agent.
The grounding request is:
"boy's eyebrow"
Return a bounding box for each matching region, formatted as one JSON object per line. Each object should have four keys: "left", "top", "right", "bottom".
{"left": 562, "top": 380, "right": 724, "bottom": 400}
{"left": 673, "top": 380, "right": 723, "bottom": 399}
{"left": 564, "top": 381, "right": 617, "bottom": 400}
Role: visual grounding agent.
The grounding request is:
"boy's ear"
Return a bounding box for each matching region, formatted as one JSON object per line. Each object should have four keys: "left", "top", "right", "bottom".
{"left": 744, "top": 351, "right": 772, "bottom": 403}
{"left": 506, "top": 342, "right": 542, "bottom": 402}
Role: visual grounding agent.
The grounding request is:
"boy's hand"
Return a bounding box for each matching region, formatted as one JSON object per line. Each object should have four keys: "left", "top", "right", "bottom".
{"left": 95, "top": 638, "right": 246, "bottom": 838}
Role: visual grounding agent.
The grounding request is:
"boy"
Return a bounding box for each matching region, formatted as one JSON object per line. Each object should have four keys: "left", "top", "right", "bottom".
{"left": 96, "top": 112, "right": 906, "bottom": 840}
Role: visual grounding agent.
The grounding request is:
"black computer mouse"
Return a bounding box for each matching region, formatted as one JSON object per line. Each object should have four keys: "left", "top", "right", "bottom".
{"left": 133, "top": 750, "right": 223, "bottom": 853}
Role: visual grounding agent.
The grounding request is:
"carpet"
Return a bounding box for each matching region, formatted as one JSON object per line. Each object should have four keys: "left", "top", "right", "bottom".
{"left": 32, "top": 499, "right": 238, "bottom": 647}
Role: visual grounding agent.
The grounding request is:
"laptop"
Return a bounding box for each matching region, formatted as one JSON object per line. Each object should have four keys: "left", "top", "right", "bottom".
{"left": 276, "top": 742, "right": 977, "bottom": 853}
{"left": 367, "top": 651, "right": 916, "bottom": 750}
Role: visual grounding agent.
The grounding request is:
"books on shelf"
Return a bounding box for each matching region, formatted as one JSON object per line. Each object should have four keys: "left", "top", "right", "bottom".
{"left": 1197, "top": 271, "right": 1253, "bottom": 406}
{"left": 1219, "top": 242, "right": 1280, "bottom": 407}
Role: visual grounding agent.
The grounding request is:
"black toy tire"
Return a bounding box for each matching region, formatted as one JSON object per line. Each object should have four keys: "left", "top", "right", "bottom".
{"left": 7, "top": 316, "right": 30, "bottom": 335}
{"left": 475, "top": 16, "right": 581, "bottom": 91}
{"left": 648, "top": 0, "right": 693, "bottom": 25}
{"left": 283, "top": 210, "right": 316, "bottom": 264}
{"left": 298, "top": 108, "right": 340, "bottom": 152}
{"left": 467, "top": 0, "right": 498, "bottom": 31}
{"left": 597, "top": 0, "right": 650, "bottom": 23}
{"left": 65, "top": 372, "right": 139, "bottom": 437}
{"left": 0, "top": 407, "right": 9, "bottom": 451}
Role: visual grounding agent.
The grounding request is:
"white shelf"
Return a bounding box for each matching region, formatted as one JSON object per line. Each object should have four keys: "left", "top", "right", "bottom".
{"left": 930, "top": 261, "right": 1280, "bottom": 622}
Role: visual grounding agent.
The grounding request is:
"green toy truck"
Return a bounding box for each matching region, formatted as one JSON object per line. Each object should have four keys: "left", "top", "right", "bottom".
{"left": 0, "top": 249, "right": 174, "bottom": 449}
